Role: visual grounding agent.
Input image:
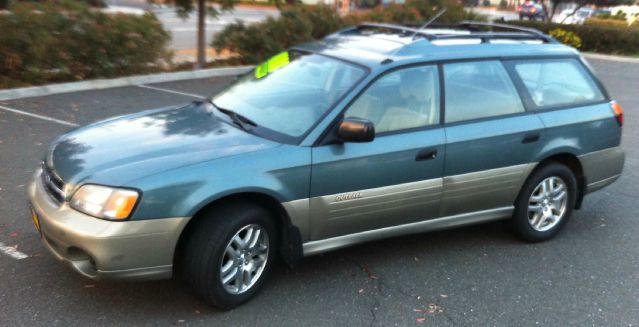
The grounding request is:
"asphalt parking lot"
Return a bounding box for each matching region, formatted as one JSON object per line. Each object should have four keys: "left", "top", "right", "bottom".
{"left": 0, "top": 58, "right": 637, "bottom": 326}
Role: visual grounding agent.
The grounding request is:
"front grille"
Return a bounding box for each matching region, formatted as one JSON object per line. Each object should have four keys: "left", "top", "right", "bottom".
{"left": 41, "top": 162, "right": 65, "bottom": 204}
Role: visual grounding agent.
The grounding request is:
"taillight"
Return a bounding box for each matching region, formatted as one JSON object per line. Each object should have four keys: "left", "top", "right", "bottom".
{"left": 611, "top": 101, "right": 624, "bottom": 126}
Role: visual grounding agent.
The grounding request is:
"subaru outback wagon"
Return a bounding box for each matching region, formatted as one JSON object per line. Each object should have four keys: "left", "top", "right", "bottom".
{"left": 29, "top": 21, "right": 625, "bottom": 309}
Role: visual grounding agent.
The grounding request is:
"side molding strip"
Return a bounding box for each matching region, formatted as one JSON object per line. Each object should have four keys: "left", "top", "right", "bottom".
{"left": 302, "top": 206, "right": 514, "bottom": 256}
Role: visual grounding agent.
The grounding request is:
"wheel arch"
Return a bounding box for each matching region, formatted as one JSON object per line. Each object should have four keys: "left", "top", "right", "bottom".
{"left": 532, "top": 152, "right": 585, "bottom": 209}
{"left": 173, "top": 192, "right": 304, "bottom": 275}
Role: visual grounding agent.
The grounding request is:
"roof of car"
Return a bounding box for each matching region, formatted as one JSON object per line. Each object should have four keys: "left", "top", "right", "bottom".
{"left": 293, "top": 22, "right": 579, "bottom": 68}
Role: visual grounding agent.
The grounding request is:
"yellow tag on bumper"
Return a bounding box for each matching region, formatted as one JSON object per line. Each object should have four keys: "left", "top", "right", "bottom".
{"left": 31, "top": 208, "right": 41, "bottom": 233}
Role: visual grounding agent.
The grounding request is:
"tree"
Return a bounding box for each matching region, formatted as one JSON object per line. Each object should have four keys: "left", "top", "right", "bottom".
{"left": 170, "top": 0, "right": 236, "bottom": 68}
{"left": 547, "top": 0, "right": 633, "bottom": 21}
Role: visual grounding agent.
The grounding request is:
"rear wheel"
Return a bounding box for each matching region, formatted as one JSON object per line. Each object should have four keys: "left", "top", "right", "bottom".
{"left": 182, "top": 202, "right": 278, "bottom": 310}
{"left": 512, "top": 163, "right": 577, "bottom": 242}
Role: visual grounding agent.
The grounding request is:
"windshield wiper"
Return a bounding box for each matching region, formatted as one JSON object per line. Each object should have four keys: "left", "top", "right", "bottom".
{"left": 209, "top": 101, "right": 257, "bottom": 131}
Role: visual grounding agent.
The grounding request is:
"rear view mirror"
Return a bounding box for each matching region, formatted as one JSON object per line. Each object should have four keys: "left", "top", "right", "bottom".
{"left": 338, "top": 118, "right": 375, "bottom": 143}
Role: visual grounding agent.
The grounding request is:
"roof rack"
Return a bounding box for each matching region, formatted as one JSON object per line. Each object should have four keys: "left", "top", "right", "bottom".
{"left": 330, "top": 21, "right": 557, "bottom": 44}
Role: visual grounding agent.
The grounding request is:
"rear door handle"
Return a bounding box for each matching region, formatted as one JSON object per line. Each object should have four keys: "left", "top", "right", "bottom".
{"left": 522, "top": 132, "right": 540, "bottom": 144}
{"left": 416, "top": 148, "right": 438, "bottom": 161}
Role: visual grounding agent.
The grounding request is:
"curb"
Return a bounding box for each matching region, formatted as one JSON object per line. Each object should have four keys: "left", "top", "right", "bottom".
{"left": 583, "top": 53, "right": 639, "bottom": 64}
{"left": 0, "top": 66, "right": 254, "bottom": 101}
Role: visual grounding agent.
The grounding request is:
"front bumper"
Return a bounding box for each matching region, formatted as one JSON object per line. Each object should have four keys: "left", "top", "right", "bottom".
{"left": 28, "top": 169, "right": 190, "bottom": 280}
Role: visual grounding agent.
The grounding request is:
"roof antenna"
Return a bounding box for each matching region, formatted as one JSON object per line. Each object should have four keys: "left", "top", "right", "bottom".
{"left": 383, "top": 7, "right": 448, "bottom": 64}
{"left": 410, "top": 7, "right": 447, "bottom": 40}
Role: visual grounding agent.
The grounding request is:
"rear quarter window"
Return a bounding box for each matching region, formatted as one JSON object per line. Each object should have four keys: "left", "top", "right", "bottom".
{"left": 510, "top": 59, "right": 605, "bottom": 109}
{"left": 444, "top": 60, "right": 525, "bottom": 123}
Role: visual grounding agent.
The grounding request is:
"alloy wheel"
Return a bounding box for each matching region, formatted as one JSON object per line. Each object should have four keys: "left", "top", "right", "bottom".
{"left": 220, "top": 224, "right": 269, "bottom": 295}
{"left": 527, "top": 176, "right": 569, "bottom": 232}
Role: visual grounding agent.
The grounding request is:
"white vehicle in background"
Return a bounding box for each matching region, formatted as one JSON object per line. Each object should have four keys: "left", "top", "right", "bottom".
{"left": 609, "top": 5, "right": 639, "bottom": 24}
{"left": 101, "top": 5, "right": 147, "bottom": 16}
{"left": 554, "top": 7, "right": 610, "bottom": 24}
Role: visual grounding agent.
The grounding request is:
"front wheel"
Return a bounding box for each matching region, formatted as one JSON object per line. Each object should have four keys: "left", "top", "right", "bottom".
{"left": 512, "top": 163, "right": 577, "bottom": 242}
{"left": 182, "top": 202, "right": 278, "bottom": 310}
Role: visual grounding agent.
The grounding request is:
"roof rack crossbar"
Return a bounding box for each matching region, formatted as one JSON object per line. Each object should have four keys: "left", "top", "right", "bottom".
{"left": 457, "top": 21, "right": 557, "bottom": 43}
{"left": 432, "top": 32, "right": 549, "bottom": 43}
{"left": 336, "top": 22, "right": 436, "bottom": 39}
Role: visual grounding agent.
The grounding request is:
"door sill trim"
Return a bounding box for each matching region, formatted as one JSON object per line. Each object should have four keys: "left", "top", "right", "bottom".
{"left": 302, "top": 206, "right": 513, "bottom": 256}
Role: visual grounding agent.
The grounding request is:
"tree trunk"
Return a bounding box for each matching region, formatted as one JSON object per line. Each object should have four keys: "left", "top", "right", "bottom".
{"left": 196, "top": 0, "right": 206, "bottom": 69}
{"left": 549, "top": 2, "right": 558, "bottom": 21}
{"left": 540, "top": 0, "right": 549, "bottom": 21}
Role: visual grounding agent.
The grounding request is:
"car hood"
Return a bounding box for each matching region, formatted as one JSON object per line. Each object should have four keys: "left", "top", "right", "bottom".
{"left": 47, "top": 102, "right": 280, "bottom": 187}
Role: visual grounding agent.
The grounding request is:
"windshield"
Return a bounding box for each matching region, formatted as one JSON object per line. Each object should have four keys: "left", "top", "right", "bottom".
{"left": 213, "top": 51, "right": 366, "bottom": 139}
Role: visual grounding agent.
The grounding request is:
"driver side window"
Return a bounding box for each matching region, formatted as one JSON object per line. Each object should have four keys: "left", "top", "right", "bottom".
{"left": 344, "top": 65, "right": 440, "bottom": 134}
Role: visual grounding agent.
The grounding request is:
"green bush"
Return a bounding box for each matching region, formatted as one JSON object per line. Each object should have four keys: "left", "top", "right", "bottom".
{"left": 595, "top": 11, "right": 626, "bottom": 21}
{"left": 214, "top": 0, "right": 484, "bottom": 64}
{"left": 585, "top": 17, "right": 634, "bottom": 29}
{"left": 510, "top": 20, "right": 639, "bottom": 55}
{"left": 213, "top": 7, "right": 317, "bottom": 64}
{"left": 357, "top": 0, "right": 379, "bottom": 9}
{"left": 0, "top": 1, "right": 171, "bottom": 88}
{"left": 353, "top": 3, "right": 423, "bottom": 25}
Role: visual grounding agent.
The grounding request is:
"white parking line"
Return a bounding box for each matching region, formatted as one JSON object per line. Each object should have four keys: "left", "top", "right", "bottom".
{"left": 0, "top": 105, "right": 79, "bottom": 127}
{"left": 137, "top": 84, "right": 207, "bottom": 99}
{"left": 0, "top": 242, "right": 29, "bottom": 260}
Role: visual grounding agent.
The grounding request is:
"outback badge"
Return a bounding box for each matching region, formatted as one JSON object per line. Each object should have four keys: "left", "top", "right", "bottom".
{"left": 335, "top": 192, "right": 363, "bottom": 202}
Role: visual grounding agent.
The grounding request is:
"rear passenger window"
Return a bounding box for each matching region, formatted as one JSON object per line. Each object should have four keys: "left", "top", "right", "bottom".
{"left": 512, "top": 59, "right": 605, "bottom": 108}
{"left": 444, "top": 61, "right": 524, "bottom": 123}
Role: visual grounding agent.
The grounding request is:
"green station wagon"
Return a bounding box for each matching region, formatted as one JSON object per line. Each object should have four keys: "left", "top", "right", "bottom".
{"left": 29, "top": 22, "right": 625, "bottom": 309}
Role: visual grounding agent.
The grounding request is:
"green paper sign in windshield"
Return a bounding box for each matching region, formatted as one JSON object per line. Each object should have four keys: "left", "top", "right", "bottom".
{"left": 255, "top": 51, "right": 290, "bottom": 79}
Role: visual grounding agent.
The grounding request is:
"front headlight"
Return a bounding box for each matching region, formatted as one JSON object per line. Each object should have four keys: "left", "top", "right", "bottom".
{"left": 70, "top": 185, "right": 140, "bottom": 220}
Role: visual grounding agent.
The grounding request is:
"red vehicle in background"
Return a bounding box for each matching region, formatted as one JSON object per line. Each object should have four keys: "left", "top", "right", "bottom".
{"left": 518, "top": 1, "right": 545, "bottom": 20}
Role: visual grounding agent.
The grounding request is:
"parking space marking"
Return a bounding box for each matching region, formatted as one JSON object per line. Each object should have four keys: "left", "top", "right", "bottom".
{"left": 136, "top": 84, "right": 207, "bottom": 99}
{"left": 0, "top": 242, "right": 29, "bottom": 260}
{"left": 0, "top": 104, "right": 79, "bottom": 127}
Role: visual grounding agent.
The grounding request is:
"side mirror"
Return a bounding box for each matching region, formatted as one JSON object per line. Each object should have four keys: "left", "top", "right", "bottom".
{"left": 338, "top": 118, "right": 375, "bottom": 143}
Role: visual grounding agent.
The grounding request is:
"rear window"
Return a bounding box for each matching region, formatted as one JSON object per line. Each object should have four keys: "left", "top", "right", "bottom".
{"left": 444, "top": 60, "right": 525, "bottom": 123}
{"left": 511, "top": 59, "right": 605, "bottom": 109}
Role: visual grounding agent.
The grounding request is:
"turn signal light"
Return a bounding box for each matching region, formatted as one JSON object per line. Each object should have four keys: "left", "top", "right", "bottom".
{"left": 611, "top": 101, "right": 624, "bottom": 127}
{"left": 105, "top": 192, "right": 139, "bottom": 219}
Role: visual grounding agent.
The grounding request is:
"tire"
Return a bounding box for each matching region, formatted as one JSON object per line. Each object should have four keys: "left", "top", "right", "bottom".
{"left": 181, "top": 202, "right": 278, "bottom": 310}
{"left": 512, "top": 162, "right": 577, "bottom": 242}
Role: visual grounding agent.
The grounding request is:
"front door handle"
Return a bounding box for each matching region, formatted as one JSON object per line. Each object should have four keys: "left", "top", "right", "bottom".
{"left": 416, "top": 148, "right": 438, "bottom": 161}
{"left": 522, "top": 132, "right": 540, "bottom": 144}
